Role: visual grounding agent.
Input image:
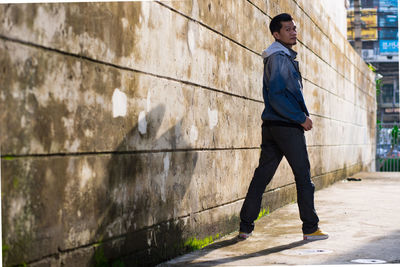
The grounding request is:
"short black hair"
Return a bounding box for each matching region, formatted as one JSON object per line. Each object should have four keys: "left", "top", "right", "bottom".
{"left": 269, "top": 13, "right": 294, "bottom": 35}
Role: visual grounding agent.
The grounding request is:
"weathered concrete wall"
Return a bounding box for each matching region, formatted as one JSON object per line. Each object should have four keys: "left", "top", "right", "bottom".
{"left": 320, "top": 0, "right": 349, "bottom": 36}
{"left": 1, "top": 0, "right": 375, "bottom": 266}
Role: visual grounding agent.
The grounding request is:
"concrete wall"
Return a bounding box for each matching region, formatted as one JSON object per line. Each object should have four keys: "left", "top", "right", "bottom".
{"left": 1, "top": 0, "right": 376, "bottom": 266}
{"left": 320, "top": 0, "right": 349, "bottom": 36}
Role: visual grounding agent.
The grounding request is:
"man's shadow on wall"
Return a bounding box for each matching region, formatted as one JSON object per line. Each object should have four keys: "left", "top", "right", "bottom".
{"left": 90, "top": 104, "right": 198, "bottom": 266}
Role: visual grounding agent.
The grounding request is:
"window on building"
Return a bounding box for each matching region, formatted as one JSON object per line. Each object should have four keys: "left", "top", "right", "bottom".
{"left": 382, "top": 83, "right": 395, "bottom": 104}
{"left": 362, "top": 41, "right": 375, "bottom": 49}
{"left": 349, "top": 0, "right": 379, "bottom": 8}
{"left": 362, "top": 0, "right": 375, "bottom": 8}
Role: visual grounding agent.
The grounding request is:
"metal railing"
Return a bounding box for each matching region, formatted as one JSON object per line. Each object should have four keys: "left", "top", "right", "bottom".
{"left": 376, "top": 123, "right": 400, "bottom": 171}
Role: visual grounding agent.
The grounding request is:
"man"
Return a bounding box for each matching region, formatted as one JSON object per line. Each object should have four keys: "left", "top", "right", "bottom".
{"left": 238, "top": 13, "right": 328, "bottom": 241}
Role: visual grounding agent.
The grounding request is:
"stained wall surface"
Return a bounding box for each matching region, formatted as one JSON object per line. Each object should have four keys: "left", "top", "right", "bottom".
{"left": 0, "top": 0, "right": 376, "bottom": 266}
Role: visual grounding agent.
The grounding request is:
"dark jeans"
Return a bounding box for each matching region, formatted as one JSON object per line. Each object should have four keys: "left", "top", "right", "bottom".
{"left": 239, "top": 125, "right": 319, "bottom": 234}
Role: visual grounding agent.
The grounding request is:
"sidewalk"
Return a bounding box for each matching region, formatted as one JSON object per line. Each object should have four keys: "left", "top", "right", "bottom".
{"left": 162, "top": 172, "right": 400, "bottom": 266}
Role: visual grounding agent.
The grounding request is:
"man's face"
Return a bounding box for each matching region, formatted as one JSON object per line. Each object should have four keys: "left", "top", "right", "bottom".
{"left": 273, "top": 20, "right": 297, "bottom": 47}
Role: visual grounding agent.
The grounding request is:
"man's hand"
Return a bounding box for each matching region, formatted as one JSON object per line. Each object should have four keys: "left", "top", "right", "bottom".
{"left": 301, "top": 116, "right": 313, "bottom": 131}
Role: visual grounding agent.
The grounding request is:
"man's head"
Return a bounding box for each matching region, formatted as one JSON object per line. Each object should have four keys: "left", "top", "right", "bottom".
{"left": 269, "top": 13, "right": 297, "bottom": 47}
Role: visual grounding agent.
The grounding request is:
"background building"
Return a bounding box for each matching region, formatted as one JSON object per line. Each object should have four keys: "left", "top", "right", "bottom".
{"left": 348, "top": 0, "right": 399, "bottom": 123}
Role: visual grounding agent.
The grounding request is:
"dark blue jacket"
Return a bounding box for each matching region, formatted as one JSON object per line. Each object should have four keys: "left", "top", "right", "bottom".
{"left": 261, "top": 41, "right": 309, "bottom": 124}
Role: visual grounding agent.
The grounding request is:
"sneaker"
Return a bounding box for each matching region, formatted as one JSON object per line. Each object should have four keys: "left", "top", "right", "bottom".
{"left": 238, "top": 231, "right": 252, "bottom": 240}
{"left": 303, "top": 228, "right": 329, "bottom": 240}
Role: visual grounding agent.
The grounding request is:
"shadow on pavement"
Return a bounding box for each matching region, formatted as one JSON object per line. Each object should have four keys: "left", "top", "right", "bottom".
{"left": 203, "top": 236, "right": 240, "bottom": 249}
{"left": 171, "top": 239, "right": 313, "bottom": 266}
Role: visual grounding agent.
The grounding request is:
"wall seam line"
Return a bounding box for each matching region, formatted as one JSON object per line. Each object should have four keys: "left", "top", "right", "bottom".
{"left": 155, "top": 0, "right": 262, "bottom": 57}
{"left": 1, "top": 144, "right": 374, "bottom": 159}
{"left": 0, "top": 35, "right": 264, "bottom": 104}
{"left": 0, "top": 147, "right": 260, "bottom": 159}
{"left": 304, "top": 77, "right": 372, "bottom": 112}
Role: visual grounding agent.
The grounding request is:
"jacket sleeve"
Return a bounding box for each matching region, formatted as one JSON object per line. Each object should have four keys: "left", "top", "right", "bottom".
{"left": 266, "top": 54, "right": 307, "bottom": 124}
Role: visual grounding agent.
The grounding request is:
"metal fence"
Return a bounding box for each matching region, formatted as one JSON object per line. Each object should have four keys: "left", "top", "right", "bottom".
{"left": 376, "top": 123, "right": 400, "bottom": 171}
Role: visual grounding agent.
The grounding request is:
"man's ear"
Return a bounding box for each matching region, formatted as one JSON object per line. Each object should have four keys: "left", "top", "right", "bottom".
{"left": 272, "top": 31, "right": 280, "bottom": 40}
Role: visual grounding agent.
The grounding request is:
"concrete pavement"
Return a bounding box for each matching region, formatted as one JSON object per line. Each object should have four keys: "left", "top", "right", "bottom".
{"left": 161, "top": 172, "right": 400, "bottom": 266}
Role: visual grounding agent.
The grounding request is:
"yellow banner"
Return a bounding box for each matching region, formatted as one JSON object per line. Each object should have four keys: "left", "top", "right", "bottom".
{"left": 347, "top": 8, "right": 377, "bottom": 40}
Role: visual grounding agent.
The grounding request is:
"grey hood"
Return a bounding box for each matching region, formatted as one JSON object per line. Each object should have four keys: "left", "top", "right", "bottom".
{"left": 262, "top": 41, "right": 294, "bottom": 59}
{"left": 260, "top": 40, "right": 308, "bottom": 124}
